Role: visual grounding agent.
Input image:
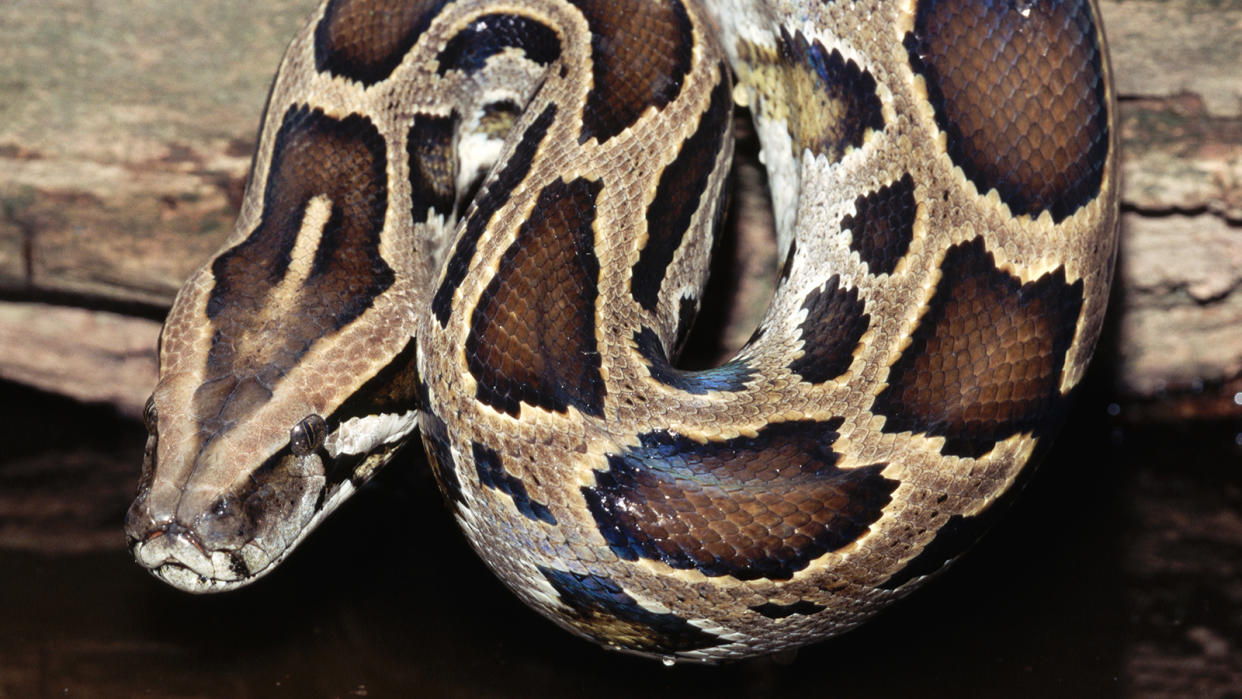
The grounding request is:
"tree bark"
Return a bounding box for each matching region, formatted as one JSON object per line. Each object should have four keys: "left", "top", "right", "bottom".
{"left": 1, "top": 0, "right": 1239, "bottom": 417}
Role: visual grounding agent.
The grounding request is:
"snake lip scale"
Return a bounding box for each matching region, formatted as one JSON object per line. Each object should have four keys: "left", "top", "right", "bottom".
{"left": 125, "top": 0, "right": 1119, "bottom": 662}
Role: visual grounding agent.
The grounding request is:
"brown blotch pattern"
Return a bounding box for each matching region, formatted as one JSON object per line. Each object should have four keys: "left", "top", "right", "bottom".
{"left": 583, "top": 420, "right": 897, "bottom": 581}
{"left": 568, "top": 0, "right": 694, "bottom": 144}
{"left": 872, "top": 237, "right": 1084, "bottom": 457}
{"left": 737, "top": 28, "right": 884, "bottom": 161}
{"left": 788, "top": 276, "right": 871, "bottom": 384}
{"left": 407, "top": 112, "right": 458, "bottom": 224}
{"left": 435, "top": 13, "right": 562, "bottom": 75}
{"left": 433, "top": 105, "right": 557, "bottom": 325}
{"left": 466, "top": 176, "right": 607, "bottom": 418}
{"left": 842, "top": 174, "right": 917, "bottom": 275}
{"left": 315, "top": 0, "right": 450, "bottom": 85}
{"left": 905, "top": 0, "right": 1109, "bottom": 222}
{"left": 632, "top": 65, "right": 732, "bottom": 312}
{"left": 200, "top": 105, "right": 392, "bottom": 437}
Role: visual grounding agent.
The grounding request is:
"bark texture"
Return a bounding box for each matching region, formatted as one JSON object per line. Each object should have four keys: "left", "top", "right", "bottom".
{"left": 0, "top": 0, "right": 1239, "bottom": 411}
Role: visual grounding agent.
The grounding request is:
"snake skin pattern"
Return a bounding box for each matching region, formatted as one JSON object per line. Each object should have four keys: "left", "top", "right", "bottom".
{"left": 125, "top": 0, "right": 1119, "bottom": 662}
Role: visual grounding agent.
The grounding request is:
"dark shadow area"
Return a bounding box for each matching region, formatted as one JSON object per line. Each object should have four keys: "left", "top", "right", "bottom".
{"left": 8, "top": 359, "right": 1238, "bottom": 697}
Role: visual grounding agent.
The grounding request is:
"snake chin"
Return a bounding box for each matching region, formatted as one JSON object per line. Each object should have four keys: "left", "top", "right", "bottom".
{"left": 125, "top": 443, "right": 358, "bottom": 593}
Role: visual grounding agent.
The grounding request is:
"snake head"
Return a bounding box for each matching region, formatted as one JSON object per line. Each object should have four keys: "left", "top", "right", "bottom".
{"left": 123, "top": 223, "right": 424, "bottom": 592}
{"left": 124, "top": 371, "right": 342, "bottom": 592}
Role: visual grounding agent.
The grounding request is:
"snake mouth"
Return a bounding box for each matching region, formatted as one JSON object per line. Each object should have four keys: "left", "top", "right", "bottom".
{"left": 129, "top": 522, "right": 264, "bottom": 593}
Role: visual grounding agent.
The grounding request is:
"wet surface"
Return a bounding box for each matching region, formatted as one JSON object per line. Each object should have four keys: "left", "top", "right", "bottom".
{"left": 1, "top": 377, "right": 1239, "bottom": 698}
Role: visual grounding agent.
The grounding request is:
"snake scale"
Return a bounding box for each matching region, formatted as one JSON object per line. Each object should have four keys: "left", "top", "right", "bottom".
{"left": 125, "top": 0, "right": 1118, "bottom": 662}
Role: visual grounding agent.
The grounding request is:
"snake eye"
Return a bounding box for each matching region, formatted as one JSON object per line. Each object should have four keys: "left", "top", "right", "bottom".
{"left": 290, "top": 414, "right": 327, "bottom": 456}
{"left": 142, "top": 395, "right": 158, "bottom": 433}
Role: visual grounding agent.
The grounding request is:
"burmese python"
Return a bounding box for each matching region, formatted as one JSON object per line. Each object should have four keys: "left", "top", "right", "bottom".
{"left": 125, "top": 0, "right": 1119, "bottom": 662}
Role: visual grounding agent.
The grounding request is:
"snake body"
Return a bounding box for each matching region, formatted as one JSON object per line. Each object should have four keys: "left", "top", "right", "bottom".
{"left": 126, "top": 0, "right": 1118, "bottom": 662}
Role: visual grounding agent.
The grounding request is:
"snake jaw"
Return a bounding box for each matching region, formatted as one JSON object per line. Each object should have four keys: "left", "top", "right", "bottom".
{"left": 124, "top": 422, "right": 335, "bottom": 592}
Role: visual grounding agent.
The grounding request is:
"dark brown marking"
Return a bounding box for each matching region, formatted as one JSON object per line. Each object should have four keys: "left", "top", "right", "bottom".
{"left": 568, "top": 0, "right": 694, "bottom": 143}
{"left": 583, "top": 420, "right": 897, "bottom": 581}
{"left": 199, "top": 106, "right": 392, "bottom": 437}
{"left": 436, "top": 13, "right": 561, "bottom": 75}
{"left": 466, "top": 177, "right": 606, "bottom": 417}
{"left": 872, "top": 237, "right": 1084, "bottom": 457}
{"left": 471, "top": 442, "right": 556, "bottom": 524}
{"left": 315, "top": 0, "right": 450, "bottom": 85}
{"left": 672, "top": 295, "right": 697, "bottom": 357}
{"left": 407, "top": 112, "right": 458, "bottom": 224}
{"left": 737, "top": 29, "right": 884, "bottom": 161}
{"left": 433, "top": 104, "right": 557, "bottom": 325}
{"left": 905, "top": 0, "right": 1109, "bottom": 222}
{"left": 632, "top": 67, "right": 732, "bottom": 312}
{"left": 539, "top": 567, "right": 724, "bottom": 652}
{"left": 788, "top": 276, "right": 870, "bottom": 384}
{"left": 420, "top": 408, "right": 465, "bottom": 506}
{"left": 842, "top": 174, "right": 917, "bottom": 275}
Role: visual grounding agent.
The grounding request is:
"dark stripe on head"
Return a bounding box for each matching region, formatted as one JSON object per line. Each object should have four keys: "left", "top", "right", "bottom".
{"left": 200, "top": 106, "right": 392, "bottom": 433}
{"left": 466, "top": 176, "right": 606, "bottom": 417}
{"left": 471, "top": 442, "right": 556, "bottom": 524}
{"left": 634, "top": 327, "right": 753, "bottom": 394}
{"left": 568, "top": 0, "right": 694, "bottom": 143}
{"left": 407, "top": 112, "right": 458, "bottom": 224}
{"left": 539, "top": 567, "right": 724, "bottom": 652}
{"left": 436, "top": 14, "right": 562, "bottom": 75}
{"left": 788, "top": 276, "right": 870, "bottom": 384}
{"left": 843, "top": 174, "right": 917, "bottom": 275}
{"left": 905, "top": 0, "right": 1108, "bottom": 222}
{"left": 872, "top": 237, "right": 1084, "bottom": 457}
{"left": 632, "top": 66, "right": 732, "bottom": 312}
{"left": 749, "top": 600, "right": 826, "bottom": 619}
{"left": 583, "top": 420, "right": 897, "bottom": 581}
{"left": 432, "top": 104, "right": 557, "bottom": 326}
{"left": 315, "top": 0, "right": 451, "bottom": 85}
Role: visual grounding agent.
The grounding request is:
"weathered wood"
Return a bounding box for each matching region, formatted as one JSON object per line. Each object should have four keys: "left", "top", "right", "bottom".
{"left": 1, "top": 0, "right": 1239, "bottom": 414}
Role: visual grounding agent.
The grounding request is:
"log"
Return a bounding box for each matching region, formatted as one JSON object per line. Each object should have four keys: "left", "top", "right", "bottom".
{"left": 1, "top": 0, "right": 1239, "bottom": 415}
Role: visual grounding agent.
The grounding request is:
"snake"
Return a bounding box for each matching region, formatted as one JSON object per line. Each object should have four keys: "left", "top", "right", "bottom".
{"left": 124, "top": 0, "right": 1119, "bottom": 662}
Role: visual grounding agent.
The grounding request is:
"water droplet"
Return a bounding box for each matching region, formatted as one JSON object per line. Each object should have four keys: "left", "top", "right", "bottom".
{"left": 1106, "top": 403, "right": 1121, "bottom": 417}
{"left": 661, "top": 656, "right": 676, "bottom": 668}
{"left": 1232, "top": 391, "right": 1242, "bottom": 407}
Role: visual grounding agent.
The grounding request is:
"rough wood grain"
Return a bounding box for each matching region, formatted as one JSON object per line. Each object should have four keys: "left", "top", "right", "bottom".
{"left": 1, "top": 0, "right": 1239, "bottom": 415}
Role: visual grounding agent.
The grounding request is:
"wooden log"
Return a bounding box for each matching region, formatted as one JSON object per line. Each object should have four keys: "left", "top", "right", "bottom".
{"left": 1, "top": 0, "right": 1239, "bottom": 416}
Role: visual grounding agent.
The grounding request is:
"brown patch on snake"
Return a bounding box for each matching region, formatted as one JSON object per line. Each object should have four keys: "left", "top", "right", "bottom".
{"left": 568, "top": 0, "right": 694, "bottom": 144}
{"left": 736, "top": 28, "right": 884, "bottom": 161}
{"left": 583, "top": 419, "right": 896, "bottom": 581}
{"left": 788, "top": 276, "right": 870, "bottom": 384}
{"left": 407, "top": 112, "right": 458, "bottom": 224}
{"left": 466, "top": 176, "right": 606, "bottom": 418}
{"left": 842, "top": 174, "right": 917, "bottom": 276}
{"left": 632, "top": 65, "right": 732, "bottom": 312}
{"left": 472, "top": 442, "right": 556, "bottom": 524}
{"left": 872, "top": 237, "right": 1084, "bottom": 458}
{"left": 435, "top": 13, "right": 562, "bottom": 75}
{"left": 433, "top": 104, "right": 557, "bottom": 326}
{"left": 200, "top": 105, "right": 391, "bottom": 436}
{"left": 905, "top": 0, "right": 1109, "bottom": 222}
{"left": 315, "top": 0, "right": 450, "bottom": 85}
